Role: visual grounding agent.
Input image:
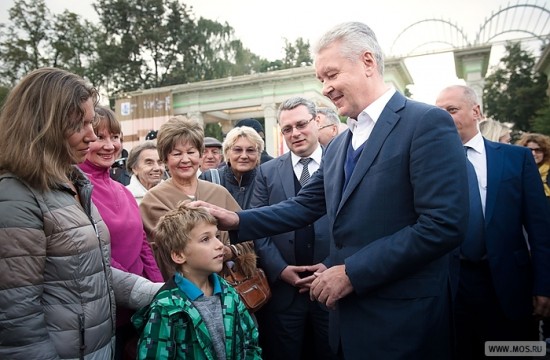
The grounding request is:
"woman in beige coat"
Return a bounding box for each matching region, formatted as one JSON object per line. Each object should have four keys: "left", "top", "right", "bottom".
{"left": 140, "top": 116, "right": 255, "bottom": 281}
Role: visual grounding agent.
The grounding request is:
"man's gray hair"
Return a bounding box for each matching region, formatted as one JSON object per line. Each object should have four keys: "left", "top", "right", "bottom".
{"left": 317, "top": 107, "right": 340, "bottom": 126}
{"left": 313, "top": 21, "right": 385, "bottom": 75}
{"left": 277, "top": 97, "right": 317, "bottom": 124}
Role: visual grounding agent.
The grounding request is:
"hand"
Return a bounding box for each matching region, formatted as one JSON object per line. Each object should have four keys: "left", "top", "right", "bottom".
{"left": 280, "top": 265, "right": 310, "bottom": 290}
{"left": 223, "top": 245, "right": 233, "bottom": 261}
{"left": 533, "top": 295, "right": 550, "bottom": 318}
{"left": 188, "top": 200, "right": 240, "bottom": 230}
{"left": 310, "top": 265, "right": 353, "bottom": 310}
{"left": 295, "top": 263, "right": 328, "bottom": 293}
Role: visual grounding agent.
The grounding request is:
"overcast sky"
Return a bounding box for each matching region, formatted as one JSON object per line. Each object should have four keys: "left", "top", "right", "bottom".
{"left": 0, "top": 0, "right": 546, "bottom": 103}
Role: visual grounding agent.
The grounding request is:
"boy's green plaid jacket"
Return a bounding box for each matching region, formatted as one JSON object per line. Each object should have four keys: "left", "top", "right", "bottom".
{"left": 132, "top": 274, "right": 262, "bottom": 359}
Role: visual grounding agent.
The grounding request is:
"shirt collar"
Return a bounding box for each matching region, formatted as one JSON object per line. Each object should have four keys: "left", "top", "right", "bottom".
{"left": 174, "top": 272, "right": 222, "bottom": 300}
{"left": 464, "top": 131, "right": 485, "bottom": 155}
{"left": 291, "top": 142, "right": 323, "bottom": 167}
{"left": 347, "top": 87, "right": 396, "bottom": 131}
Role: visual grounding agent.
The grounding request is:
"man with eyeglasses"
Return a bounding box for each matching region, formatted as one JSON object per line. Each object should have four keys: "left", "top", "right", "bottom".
{"left": 316, "top": 107, "right": 341, "bottom": 146}
{"left": 248, "top": 96, "right": 332, "bottom": 360}
{"left": 436, "top": 84, "right": 550, "bottom": 359}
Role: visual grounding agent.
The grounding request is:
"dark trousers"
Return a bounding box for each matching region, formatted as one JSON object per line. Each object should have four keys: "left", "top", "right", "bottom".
{"left": 454, "top": 260, "right": 538, "bottom": 360}
{"left": 115, "top": 322, "right": 138, "bottom": 360}
{"left": 256, "top": 292, "right": 333, "bottom": 360}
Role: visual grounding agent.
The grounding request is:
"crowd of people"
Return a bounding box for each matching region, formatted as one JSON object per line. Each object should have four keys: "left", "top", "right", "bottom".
{"left": 1, "top": 20, "right": 549, "bottom": 360}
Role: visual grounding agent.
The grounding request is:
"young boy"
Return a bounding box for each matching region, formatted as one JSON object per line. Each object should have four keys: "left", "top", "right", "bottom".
{"left": 132, "top": 201, "right": 261, "bottom": 359}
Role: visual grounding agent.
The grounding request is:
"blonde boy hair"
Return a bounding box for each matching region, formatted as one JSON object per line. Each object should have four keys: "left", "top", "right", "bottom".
{"left": 154, "top": 200, "right": 218, "bottom": 273}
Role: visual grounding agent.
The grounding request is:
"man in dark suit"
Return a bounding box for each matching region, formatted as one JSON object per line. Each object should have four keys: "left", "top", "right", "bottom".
{"left": 191, "top": 21, "right": 469, "bottom": 359}
{"left": 436, "top": 84, "right": 550, "bottom": 359}
{"left": 251, "top": 96, "right": 331, "bottom": 360}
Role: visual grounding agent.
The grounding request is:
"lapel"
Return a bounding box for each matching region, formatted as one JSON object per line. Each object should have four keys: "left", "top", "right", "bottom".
{"left": 276, "top": 152, "right": 296, "bottom": 199}
{"left": 328, "top": 130, "right": 351, "bottom": 217}
{"left": 337, "top": 92, "right": 404, "bottom": 214}
{"left": 483, "top": 138, "right": 503, "bottom": 225}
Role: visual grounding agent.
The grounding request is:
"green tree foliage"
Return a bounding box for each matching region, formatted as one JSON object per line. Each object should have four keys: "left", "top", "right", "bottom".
{"left": 93, "top": 0, "right": 191, "bottom": 93}
{"left": 257, "top": 37, "right": 312, "bottom": 72}
{"left": 0, "top": 0, "right": 313, "bottom": 100}
{"left": 51, "top": 11, "right": 98, "bottom": 77}
{"left": 483, "top": 42, "right": 548, "bottom": 132}
{"left": 92, "top": 0, "right": 270, "bottom": 95}
{"left": 531, "top": 101, "right": 550, "bottom": 135}
{"left": 204, "top": 122, "right": 223, "bottom": 140}
{"left": 282, "top": 37, "right": 312, "bottom": 68}
{"left": 0, "top": 86, "right": 10, "bottom": 109}
{"left": 0, "top": 0, "right": 52, "bottom": 84}
{"left": 0, "top": 0, "right": 96, "bottom": 85}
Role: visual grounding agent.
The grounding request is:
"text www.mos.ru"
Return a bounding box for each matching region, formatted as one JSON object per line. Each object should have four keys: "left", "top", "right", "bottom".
{"left": 485, "top": 341, "right": 546, "bottom": 356}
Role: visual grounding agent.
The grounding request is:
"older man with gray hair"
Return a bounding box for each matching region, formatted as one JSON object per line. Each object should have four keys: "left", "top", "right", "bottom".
{"left": 316, "top": 107, "right": 341, "bottom": 146}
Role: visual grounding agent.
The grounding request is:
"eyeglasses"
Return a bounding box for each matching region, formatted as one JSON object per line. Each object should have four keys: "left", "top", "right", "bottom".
{"left": 280, "top": 117, "right": 314, "bottom": 136}
{"left": 318, "top": 124, "right": 336, "bottom": 130}
{"left": 528, "top": 147, "right": 544, "bottom": 154}
{"left": 230, "top": 147, "right": 258, "bottom": 155}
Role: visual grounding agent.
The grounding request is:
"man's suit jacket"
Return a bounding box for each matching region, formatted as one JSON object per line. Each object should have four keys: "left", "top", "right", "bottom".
{"left": 451, "top": 139, "right": 550, "bottom": 319}
{"left": 250, "top": 151, "right": 330, "bottom": 311}
{"left": 234, "top": 92, "right": 469, "bottom": 359}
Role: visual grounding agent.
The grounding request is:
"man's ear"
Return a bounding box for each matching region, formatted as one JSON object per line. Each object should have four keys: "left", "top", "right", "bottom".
{"left": 171, "top": 251, "right": 186, "bottom": 265}
{"left": 360, "top": 51, "right": 376, "bottom": 77}
{"left": 473, "top": 104, "right": 483, "bottom": 120}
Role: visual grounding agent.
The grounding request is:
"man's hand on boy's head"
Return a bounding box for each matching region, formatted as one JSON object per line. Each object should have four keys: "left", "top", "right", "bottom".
{"left": 188, "top": 201, "right": 240, "bottom": 230}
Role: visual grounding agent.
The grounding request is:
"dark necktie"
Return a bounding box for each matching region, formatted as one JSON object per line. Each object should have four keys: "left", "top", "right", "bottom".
{"left": 461, "top": 146, "right": 485, "bottom": 261}
{"left": 299, "top": 158, "right": 312, "bottom": 186}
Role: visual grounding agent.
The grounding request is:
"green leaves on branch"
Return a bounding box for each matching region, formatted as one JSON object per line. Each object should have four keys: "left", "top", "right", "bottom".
{"left": 483, "top": 42, "right": 548, "bottom": 133}
{"left": 0, "top": 0, "right": 312, "bottom": 100}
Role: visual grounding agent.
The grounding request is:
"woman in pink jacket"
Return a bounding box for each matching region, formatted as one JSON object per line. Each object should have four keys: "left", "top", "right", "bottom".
{"left": 79, "top": 106, "right": 163, "bottom": 360}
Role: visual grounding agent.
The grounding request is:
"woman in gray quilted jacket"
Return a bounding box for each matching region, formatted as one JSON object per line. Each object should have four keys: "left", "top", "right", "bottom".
{"left": 0, "top": 68, "right": 162, "bottom": 360}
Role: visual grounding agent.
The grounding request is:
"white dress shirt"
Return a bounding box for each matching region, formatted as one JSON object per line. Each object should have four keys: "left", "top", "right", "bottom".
{"left": 291, "top": 144, "right": 323, "bottom": 180}
{"left": 347, "top": 87, "right": 396, "bottom": 149}
{"left": 464, "top": 131, "right": 488, "bottom": 214}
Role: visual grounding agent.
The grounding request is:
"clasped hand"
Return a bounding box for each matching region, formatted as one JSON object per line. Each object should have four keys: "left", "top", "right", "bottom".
{"left": 281, "top": 263, "right": 327, "bottom": 294}
{"left": 309, "top": 265, "right": 354, "bottom": 310}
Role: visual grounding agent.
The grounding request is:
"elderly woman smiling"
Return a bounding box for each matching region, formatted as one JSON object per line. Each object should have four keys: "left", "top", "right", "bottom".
{"left": 199, "top": 126, "right": 264, "bottom": 210}
{"left": 140, "top": 116, "right": 255, "bottom": 281}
